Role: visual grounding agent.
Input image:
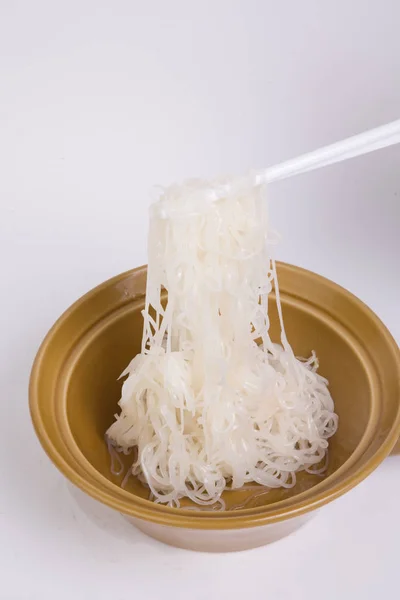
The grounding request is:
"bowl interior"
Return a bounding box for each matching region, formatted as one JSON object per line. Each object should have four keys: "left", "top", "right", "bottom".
{"left": 30, "top": 264, "right": 400, "bottom": 521}
{"left": 67, "top": 297, "right": 370, "bottom": 510}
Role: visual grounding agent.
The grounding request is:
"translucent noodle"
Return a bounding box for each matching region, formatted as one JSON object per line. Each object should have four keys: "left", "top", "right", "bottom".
{"left": 106, "top": 176, "right": 338, "bottom": 508}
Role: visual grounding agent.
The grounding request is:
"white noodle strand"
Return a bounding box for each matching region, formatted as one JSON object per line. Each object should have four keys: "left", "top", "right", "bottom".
{"left": 107, "top": 176, "right": 338, "bottom": 507}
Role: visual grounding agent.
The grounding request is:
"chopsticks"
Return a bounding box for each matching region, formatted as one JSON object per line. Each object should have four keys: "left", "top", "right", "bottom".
{"left": 256, "top": 119, "right": 400, "bottom": 185}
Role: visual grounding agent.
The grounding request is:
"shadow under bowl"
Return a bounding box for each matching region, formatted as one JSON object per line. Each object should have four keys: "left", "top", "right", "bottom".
{"left": 29, "top": 263, "right": 400, "bottom": 551}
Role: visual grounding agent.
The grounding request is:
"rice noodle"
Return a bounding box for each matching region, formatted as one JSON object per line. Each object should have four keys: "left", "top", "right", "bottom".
{"left": 229, "top": 490, "right": 270, "bottom": 511}
{"left": 105, "top": 436, "right": 125, "bottom": 476}
{"left": 106, "top": 176, "right": 338, "bottom": 508}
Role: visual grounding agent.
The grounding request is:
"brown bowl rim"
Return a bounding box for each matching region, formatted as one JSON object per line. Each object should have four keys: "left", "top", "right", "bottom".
{"left": 29, "top": 263, "right": 400, "bottom": 530}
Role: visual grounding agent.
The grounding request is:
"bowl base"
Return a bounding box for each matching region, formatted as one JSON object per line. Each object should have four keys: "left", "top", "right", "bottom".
{"left": 125, "top": 513, "right": 313, "bottom": 552}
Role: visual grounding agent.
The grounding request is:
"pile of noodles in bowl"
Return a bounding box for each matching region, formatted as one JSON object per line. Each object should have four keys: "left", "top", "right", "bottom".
{"left": 30, "top": 177, "right": 400, "bottom": 551}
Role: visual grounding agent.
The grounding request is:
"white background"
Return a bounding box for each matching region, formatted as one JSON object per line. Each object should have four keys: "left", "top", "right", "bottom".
{"left": 1, "top": 1, "right": 399, "bottom": 598}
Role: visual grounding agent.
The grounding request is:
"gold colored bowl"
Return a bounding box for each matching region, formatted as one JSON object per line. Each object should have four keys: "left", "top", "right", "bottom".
{"left": 29, "top": 263, "right": 400, "bottom": 552}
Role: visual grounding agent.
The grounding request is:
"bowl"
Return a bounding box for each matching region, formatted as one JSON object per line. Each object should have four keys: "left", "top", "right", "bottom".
{"left": 29, "top": 263, "right": 400, "bottom": 552}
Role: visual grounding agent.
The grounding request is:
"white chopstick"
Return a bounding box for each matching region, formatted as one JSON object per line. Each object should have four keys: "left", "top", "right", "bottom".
{"left": 255, "top": 119, "right": 400, "bottom": 185}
